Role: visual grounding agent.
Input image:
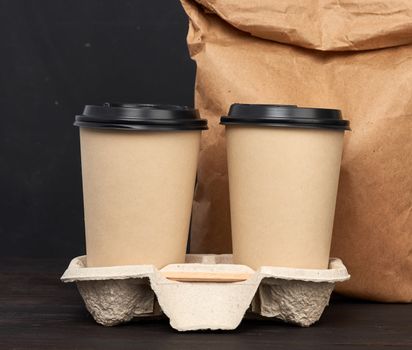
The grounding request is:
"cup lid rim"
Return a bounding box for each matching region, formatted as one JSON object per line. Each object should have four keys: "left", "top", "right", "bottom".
{"left": 220, "top": 103, "right": 350, "bottom": 131}
{"left": 74, "top": 103, "right": 208, "bottom": 131}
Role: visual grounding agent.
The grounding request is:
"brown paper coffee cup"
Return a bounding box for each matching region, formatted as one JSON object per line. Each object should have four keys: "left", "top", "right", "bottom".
{"left": 221, "top": 104, "right": 350, "bottom": 270}
{"left": 75, "top": 103, "right": 207, "bottom": 268}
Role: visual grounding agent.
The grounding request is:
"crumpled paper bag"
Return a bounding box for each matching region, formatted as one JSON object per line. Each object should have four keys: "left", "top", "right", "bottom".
{"left": 181, "top": 0, "right": 412, "bottom": 302}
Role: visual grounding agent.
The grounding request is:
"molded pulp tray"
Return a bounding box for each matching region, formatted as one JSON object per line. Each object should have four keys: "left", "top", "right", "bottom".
{"left": 61, "top": 254, "right": 350, "bottom": 331}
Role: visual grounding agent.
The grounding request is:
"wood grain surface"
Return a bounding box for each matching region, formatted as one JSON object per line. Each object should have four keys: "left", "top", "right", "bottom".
{"left": 0, "top": 258, "right": 411, "bottom": 350}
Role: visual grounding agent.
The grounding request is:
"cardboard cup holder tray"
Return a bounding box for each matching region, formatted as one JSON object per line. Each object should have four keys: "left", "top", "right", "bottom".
{"left": 61, "top": 254, "right": 350, "bottom": 331}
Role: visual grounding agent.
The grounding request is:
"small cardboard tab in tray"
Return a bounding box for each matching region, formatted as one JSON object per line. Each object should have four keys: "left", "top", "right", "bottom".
{"left": 61, "top": 254, "right": 349, "bottom": 331}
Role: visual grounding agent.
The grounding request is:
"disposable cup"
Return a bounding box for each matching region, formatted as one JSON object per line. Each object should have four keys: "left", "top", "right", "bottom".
{"left": 221, "top": 104, "right": 350, "bottom": 269}
{"left": 75, "top": 103, "right": 207, "bottom": 268}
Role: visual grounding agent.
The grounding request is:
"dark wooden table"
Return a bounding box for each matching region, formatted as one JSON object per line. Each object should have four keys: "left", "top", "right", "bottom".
{"left": 0, "top": 258, "right": 411, "bottom": 350}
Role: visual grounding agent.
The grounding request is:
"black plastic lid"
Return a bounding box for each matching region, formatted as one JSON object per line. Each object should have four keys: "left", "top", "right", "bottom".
{"left": 220, "top": 104, "right": 350, "bottom": 131}
{"left": 74, "top": 103, "right": 208, "bottom": 131}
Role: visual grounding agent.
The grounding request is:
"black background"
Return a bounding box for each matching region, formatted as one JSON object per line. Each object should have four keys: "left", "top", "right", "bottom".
{"left": 0, "top": 0, "right": 195, "bottom": 258}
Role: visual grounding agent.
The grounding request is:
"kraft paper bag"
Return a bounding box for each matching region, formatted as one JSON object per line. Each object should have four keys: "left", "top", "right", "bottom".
{"left": 181, "top": 0, "right": 412, "bottom": 302}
